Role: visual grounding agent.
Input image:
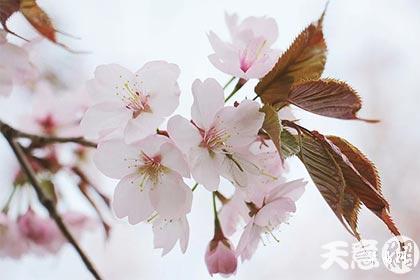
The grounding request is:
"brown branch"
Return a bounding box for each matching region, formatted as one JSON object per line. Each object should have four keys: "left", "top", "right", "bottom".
{"left": 2, "top": 132, "right": 102, "bottom": 279}
{"left": 0, "top": 120, "right": 97, "bottom": 148}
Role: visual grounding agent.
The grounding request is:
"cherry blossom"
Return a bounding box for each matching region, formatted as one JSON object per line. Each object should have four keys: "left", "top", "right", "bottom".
{"left": 205, "top": 238, "right": 237, "bottom": 277}
{"left": 208, "top": 13, "right": 279, "bottom": 80}
{"left": 94, "top": 134, "right": 192, "bottom": 224}
{"left": 152, "top": 215, "right": 189, "bottom": 255}
{"left": 17, "top": 209, "right": 64, "bottom": 255}
{"left": 81, "top": 61, "right": 180, "bottom": 143}
{"left": 0, "top": 30, "right": 37, "bottom": 97}
{"left": 236, "top": 179, "right": 306, "bottom": 261}
{"left": 218, "top": 191, "right": 250, "bottom": 237}
{"left": 167, "top": 78, "right": 264, "bottom": 191}
{"left": 18, "top": 81, "right": 89, "bottom": 137}
{"left": 0, "top": 213, "right": 29, "bottom": 259}
{"left": 17, "top": 209, "right": 96, "bottom": 256}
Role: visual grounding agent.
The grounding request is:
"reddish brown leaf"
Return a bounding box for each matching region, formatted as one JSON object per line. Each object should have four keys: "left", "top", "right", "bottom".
{"left": 284, "top": 120, "right": 401, "bottom": 239}
{"left": 1, "top": 0, "right": 77, "bottom": 51}
{"left": 19, "top": 0, "right": 56, "bottom": 41}
{"left": 327, "top": 136, "right": 400, "bottom": 236}
{"left": 288, "top": 79, "right": 378, "bottom": 122}
{"left": 0, "top": 0, "right": 24, "bottom": 39}
{"left": 255, "top": 9, "right": 327, "bottom": 106}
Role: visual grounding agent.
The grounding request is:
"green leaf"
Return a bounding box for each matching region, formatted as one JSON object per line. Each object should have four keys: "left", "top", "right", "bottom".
{"left": 280, "top": 129, "right": 300, "bottom": 158}
{"left": 260, "top": 104, "right": 282, "bottom": 155}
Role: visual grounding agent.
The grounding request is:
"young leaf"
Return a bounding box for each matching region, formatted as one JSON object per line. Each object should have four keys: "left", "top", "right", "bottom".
{"left": 260, "top": 104, "right": 282, "bottom": 155}
{"left": 280, "top": 129, "right": 300, "bottom": 158}
{"left": 286, "top": 121, "right": 400, "bottom": 239}
{"left": 0, "top": 0, "right": 22, "bottom": 39}
{"left": 288, "top": 79, "right": 378, "bottom": 122}
{"left": 1, "top": 0, "right": 77, "bottom": 51}
{"left": 327, "top": 136, "right": 400, "bottom": 236}
{"left": 19, "top": 0, "right": 55, "bottom": 41}
{"left": 295, "top": 127, "right": 358, "bottom": 238}
{"left": 255, "top": 9, "right": 327, "bottom": 106}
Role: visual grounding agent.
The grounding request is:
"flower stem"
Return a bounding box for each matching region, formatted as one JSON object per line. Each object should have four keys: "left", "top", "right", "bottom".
{"left": 225, "top": 78, "right": 247, "bottom": 102}
{"left": 212, "top": 192, "right": 220, "bottom": 229}
{"left": 1, "top": 124, "right": 103, "bottom": 280}
{"left": 223, "top": 77, "right": 236, "bottom": 90}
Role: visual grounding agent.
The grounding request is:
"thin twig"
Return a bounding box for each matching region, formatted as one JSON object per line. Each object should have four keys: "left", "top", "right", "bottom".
{"left": 0, "top": 120, "right": 97, "bottom": 148}
{"left": 3, "top": 135, "right": 102, "bottom": 280}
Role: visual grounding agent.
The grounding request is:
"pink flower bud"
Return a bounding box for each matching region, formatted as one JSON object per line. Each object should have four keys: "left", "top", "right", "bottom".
{"left": 17, "top": 210, "right": 60, "bottom": 247}
{"left": 205, "top": 238, "right": 237, "bottom": 277}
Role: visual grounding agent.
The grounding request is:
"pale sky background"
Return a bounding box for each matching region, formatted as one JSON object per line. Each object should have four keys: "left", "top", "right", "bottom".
{"left": 0, "top": 0, "right": 419, "bottom": 279}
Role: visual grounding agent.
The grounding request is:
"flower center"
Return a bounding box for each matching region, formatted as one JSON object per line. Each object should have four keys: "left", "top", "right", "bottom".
{"left": 195, "top": 124, "right": 230, "bottom": 152}
{"left": 239, "top": 38, "right": 267, "bottom": 73}
{"left": 122, "top": 82, "right": 151, "bottom": 119}
{"left": 37, "top": 114, "right": 56, "bottom": 135}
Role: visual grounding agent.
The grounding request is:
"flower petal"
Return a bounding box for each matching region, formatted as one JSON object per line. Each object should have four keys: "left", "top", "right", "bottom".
{"left": 167, "top": 115, "right": 202, "bottom": 154}
{"left": 189, "top": 147, "right": 222, "bottom": 191}
{"left": 94, "top": 139, "right": 140, "bottom": 179}
{"left": 149, "top": 172, "right": 192, "bottom": 218}
{"left": 0, "top": 68, "right": 13, "bottom": 97}
{"left": 236, "top": 218, "right": 261, "bottom": 262}
{"left": 87, "top": 64, "right": 134, "bottom": 103}
{"left": 152, "top": 216, "right": 189, "bottom": 255}
{"left": 191, "top": 78, "right": 224, "bottom": 130}
{"left": 160, "top": 142, "right": 190, "bottom": 178}
{"left": 124, "top": 113, "right": 164, "bottom": 144}
{"left": 217, "top": 100, "right": 264, "bottom": 148}
{"left": 80, "top": 101, "right": 130, "bottom": 140}
{"left": 113, "top": 173, "right": 154, "bottom": 224}
{"left": 254, "top": 197, "right": 296, "bottom": 227}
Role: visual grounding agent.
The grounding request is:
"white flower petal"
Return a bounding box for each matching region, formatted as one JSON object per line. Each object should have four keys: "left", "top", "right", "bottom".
{"left": 112, "top": 174, "right": 154, "bottom": 225}
{"left": 167, "top": 115, "right": 202, "bottom": 154}
{"left": 124, "top": 113, "right": 164, "bottom": 144}
{"left": 254, "top": 197, "right": 296, "bottom": 227}
{"left": 217, "top": 100, "right": 264, "bottom": 148}
{"left": 190, "top": 147, "right": 222, "bottom": 191}
{"left": 160, "top": 142, "right": 190, "bottom": 178}
{"left": 0, "top": 68, "right": 13, "bottom": 97}
{"left": 149, "top": 172, "right": 192, "bottom": 218}
{"left": 191, "top": 78, "right": 224, "bottom": 130}
{"left": 94, "top": 139, "right": 140, "bottom": 179}
{"left": 88, "top": 64, "right": 134, "bottom": 103}
{"left": 80, "top": 102, "right": 130, "bottom": 140}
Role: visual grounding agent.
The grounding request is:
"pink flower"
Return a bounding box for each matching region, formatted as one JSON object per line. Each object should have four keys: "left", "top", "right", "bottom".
{"left": 62, "top": 211, "right": 97, "bottom": 238}
{"left": 205, "top": 221, "right": 237, "bottom": 277}
{"left": 0, "top": 30, "right": 37, "bottom": 97}
{"left": 152, "top": 216, "right": 189, "bottom": 255}
{"left": 81, "top": 61, "right": 180, "bottom": 143}
{"left": 167, "top": 78, "right": 264, "bottom": 191}
{"left": 16, "top": 210, "right": 96, "bottom": 256}
{"left": 205, "top": 238, "right": 237, "bottom": 277}
{"left": 236, "top": 179, "right": 306, "bottom": 261}
{"left": 94, "top": 134, "right": 192, "bottom": 224}
{"left": 208, "top": 13, "right": 279, "bottom": 80}
{"left": 18, "top": 81, "right": 89, "bottom": 137}
{"left": 18, "top": 209, "right": 63, "bottom": 255}
{"left": 218, "top": 191, "right": 250, "bottom": 237}
{"left": 0, "top": 213, "right": 29, "bottom": 259}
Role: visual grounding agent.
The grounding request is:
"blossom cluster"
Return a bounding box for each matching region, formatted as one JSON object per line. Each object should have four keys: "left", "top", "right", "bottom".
{"left": 0, "top": 12, "right": 306, "bottom": 278}
{"left": 80, "top": 13, "right": 306, "bottom": 276}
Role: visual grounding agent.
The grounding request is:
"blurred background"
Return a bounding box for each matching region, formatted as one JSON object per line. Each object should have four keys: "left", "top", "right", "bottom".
{"left": 0, "top": 0, "right": 419, "bottom": 279}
